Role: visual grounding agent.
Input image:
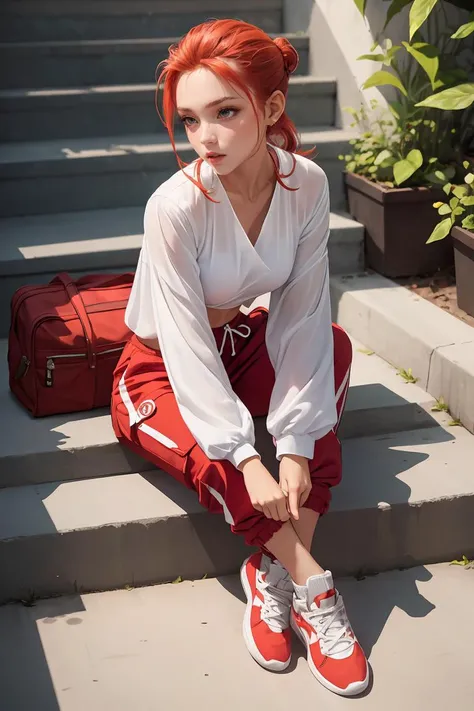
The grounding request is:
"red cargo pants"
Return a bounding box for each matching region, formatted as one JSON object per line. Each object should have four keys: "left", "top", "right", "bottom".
{"left": 111, "top": 307, "right": 352, "bottom": 551}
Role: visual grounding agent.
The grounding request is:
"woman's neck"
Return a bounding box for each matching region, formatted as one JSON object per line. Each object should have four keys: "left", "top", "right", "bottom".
{"left": 218, "top": 143, "right": 277, "bottom": 202}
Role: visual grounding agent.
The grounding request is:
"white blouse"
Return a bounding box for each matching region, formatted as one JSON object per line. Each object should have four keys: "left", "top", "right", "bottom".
{"left": 124, "top": 144, "right": 337, "bottom": 469}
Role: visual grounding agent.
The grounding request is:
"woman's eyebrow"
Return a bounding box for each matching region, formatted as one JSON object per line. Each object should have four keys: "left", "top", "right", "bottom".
{"left": 177, "top": 95, "right": 241, "bottom": 112}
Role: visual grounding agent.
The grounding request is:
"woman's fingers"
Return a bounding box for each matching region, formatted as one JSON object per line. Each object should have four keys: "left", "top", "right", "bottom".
{"left": 288, "top": 489, "right": 300, "bottom": 520}
{"left": 277, "top": 497, "right": 290, "bottom": 522}
{"left": 299, "top": 486, "right": 311, "bottom": 508}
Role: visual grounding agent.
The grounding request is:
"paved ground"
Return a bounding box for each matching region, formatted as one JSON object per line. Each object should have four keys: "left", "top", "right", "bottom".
{"left": 1, "top": 562, "right": 472, "bottom": 710}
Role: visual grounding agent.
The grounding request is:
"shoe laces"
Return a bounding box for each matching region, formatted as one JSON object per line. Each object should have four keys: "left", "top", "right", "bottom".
{"left": 305, "top": 594, "right": 356, "bottom": 657}
{"left": 256, "top": 568, "right": 293, "bottom": 632}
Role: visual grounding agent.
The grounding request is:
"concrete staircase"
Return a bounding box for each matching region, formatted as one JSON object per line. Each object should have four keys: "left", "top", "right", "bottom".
{"left": 2, "top": 329, "right": 474, "bottom": 603}
{"left": 0, "top": 0, "right": 363, "bottom": 338}
{"left": 1, "top": 4, "right": 474, "bottom": 706}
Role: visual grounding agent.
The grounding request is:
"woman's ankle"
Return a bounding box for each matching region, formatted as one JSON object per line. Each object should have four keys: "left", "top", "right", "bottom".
{"left": 265, "top": 520, "right": 325, "bottom": 586}
{"left": 291, "top": 563, "right": 326, "bottom": 587}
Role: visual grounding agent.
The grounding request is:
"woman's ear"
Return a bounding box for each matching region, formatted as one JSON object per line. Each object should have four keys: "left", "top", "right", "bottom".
{"left": 265, "top": 90, "right": 286, "bottom": 126}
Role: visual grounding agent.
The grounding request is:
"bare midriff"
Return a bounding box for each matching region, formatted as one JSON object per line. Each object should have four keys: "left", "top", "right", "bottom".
{"left": 135, "top": 304, "right": 243, "bottom": 353}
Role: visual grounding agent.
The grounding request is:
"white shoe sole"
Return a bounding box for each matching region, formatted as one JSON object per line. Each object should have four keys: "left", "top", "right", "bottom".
{"left": 240, "top": 557, "right": 291, "bottom": 672}
{"left": 290, "top": 614, "right": 370, "bottom": 696}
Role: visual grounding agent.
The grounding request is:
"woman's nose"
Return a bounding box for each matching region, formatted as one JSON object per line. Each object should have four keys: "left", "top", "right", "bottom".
{"left": 200, "top": 122, "right": 217, "bottom": 143}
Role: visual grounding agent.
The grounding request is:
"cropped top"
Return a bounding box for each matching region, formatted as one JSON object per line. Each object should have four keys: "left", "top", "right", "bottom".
{"left": 124, "top": 144, "right": 337, "bottom": 469}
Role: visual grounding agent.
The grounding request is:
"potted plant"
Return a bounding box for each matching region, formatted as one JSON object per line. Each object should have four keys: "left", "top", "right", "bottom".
{"left": 343, "top": 0, "right": 474, "bottom": 278}
{"left": 428, "top": 160, "right": 474, "bottom": 316}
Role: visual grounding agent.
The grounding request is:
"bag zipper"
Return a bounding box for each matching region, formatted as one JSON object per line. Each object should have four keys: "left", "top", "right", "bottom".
{"left": 45, "top": 345, "right": 125, "bottom": 387}
{"left": 14, "top": 354, "right": 31, "bottom": 380}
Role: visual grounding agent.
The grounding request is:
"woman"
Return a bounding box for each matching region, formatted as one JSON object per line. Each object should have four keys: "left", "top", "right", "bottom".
{"left": 111, "top": 18, "right": 369, "bottom": 697}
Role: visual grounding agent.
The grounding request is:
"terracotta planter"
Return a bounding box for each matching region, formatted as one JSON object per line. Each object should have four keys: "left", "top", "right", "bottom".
{"left": 452, "top": 225, "right": 474, "bottom": 318}
{"left": 345, "top": 172, "right": 454, "bottom": 278}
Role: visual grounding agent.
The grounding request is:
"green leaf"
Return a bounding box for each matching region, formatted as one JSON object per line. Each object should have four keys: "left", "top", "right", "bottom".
{"left": 357, "top": 53, "right": 386, "bottom": 62}
{"left": 438, "top": 204, "right": 452, "bottom": 215}
{"left": 172, "top": 575, "right": 183, "bottom": 584}
{"left": 385, "top": 45, "right": 402, "bottom": 66}
{"left": 409, "top": 0, "right": 439, "bottom": 41}
{"left": 453, "top": 185, "right": 469, "bottom": 199}
{"left": 374, "top": 149, "right": 393, "bottom": 166}
{"left": 426, "top": 172, "right": 446, "bottom": 185}
{"left": 394, "top": 160, "right": 415, "bottom": 185}
{"left": 451, "top": 19, "right": 474, "bottom": 40}
{"left": 462, "top": 215, "right": 474, "bottom": 230}
{"left": 384, "top": 0, "right": 413, "bottom": 30}
{"left": 415, "top": 84, "right": 474, "bottom": 111}
{"left": 403, "top": 42, "right": 439, "bottom": 89}
{"left": 427, "top": 218, "right": 452, "bottom": 243}
{"left": 437, "top": 68, "right": 469, "bottom": 87}
{"left": 408, "top": 149, "right": 423, "bottom": 169}
{"left": 463, "top": 160, "right": 470, "bottom": 170}
{"left": 353, "top": 0, "right": 367, "bottom": 15}
{"left": 429, "top": 167, "right": 456, "bottom": 184}
{"left": 465, "top": 173, "right": 474, "bottom": 185}
{"left": 394, "top": 149, "right": 424, "bottom": 186}
{"left": 388, "top": 101, "right": 403, "bottom": 119}
{"left": 461, "top": 196, "right": 474, "bottom": 206}
{"left": 362, "top": 70, "right": 408, "bottom": 97}
{"left": 431, "top": 396, "right": 449, "bottom": 412}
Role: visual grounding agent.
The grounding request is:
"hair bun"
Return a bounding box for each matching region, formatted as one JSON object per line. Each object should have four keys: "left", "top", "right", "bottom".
{"left": 273, "top": 37, "right": 299, "bottom": 75}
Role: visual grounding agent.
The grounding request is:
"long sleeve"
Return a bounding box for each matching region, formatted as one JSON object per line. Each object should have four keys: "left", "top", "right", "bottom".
{"left": 124, "top": 193, "right": 260, "bottom": 469}
{"left": 265, "top": 174, "right": 337, "bottom": 462}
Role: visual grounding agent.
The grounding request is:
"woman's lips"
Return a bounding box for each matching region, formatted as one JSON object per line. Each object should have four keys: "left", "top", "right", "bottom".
{"left": 207, "top": 153, "right": 225, "bottom": 164}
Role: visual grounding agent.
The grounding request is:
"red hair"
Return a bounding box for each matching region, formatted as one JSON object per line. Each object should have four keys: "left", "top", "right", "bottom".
{"left": 154, "top": 18, "right": 317, "bottom": 203}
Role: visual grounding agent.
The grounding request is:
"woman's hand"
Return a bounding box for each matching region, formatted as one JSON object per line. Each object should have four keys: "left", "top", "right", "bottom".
{"left": 279, "top": 455, "right": 312, "bottom": 520}
{"left": 241, "top": 459, "right": 290, "bottom": 522}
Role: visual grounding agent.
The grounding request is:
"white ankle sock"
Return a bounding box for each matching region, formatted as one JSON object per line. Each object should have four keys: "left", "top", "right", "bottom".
{"left": 293, "top": 570, "right": 334, "bottom": 601}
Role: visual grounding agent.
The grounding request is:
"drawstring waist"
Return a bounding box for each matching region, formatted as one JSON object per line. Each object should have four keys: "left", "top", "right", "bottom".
{"left": 132, "top": 311, "right": 255, "bottom": 359}
{"left": 218, "top": 323, "right": 252, "bottom": 356}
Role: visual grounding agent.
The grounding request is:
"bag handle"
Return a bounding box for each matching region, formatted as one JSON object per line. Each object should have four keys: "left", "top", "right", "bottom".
{"left": 74, "top": 273, "right": 135, "bottom": 289}
{"left": 54, "top": 272, "right": 96, "bottom": 368}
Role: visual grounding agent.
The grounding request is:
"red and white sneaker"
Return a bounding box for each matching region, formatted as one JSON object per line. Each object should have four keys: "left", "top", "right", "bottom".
{"left": 291, "top": 570, "right": 369, "bottom": 696}
{"left": 240, "top": 552, "right": 294, "bottom": 671}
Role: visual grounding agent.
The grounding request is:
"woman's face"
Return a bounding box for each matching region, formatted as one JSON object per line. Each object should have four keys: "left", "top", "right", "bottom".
{"left": 175, "top": 63, "right": 267, "bottom": 175}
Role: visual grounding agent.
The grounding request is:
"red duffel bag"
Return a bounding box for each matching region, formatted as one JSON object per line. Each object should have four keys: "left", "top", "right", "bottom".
{"left": 8, "top": 272, "right": 134, "bottom": 417}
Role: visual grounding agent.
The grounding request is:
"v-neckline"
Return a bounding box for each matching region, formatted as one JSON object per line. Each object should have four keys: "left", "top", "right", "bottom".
{"left": 214, "top": 144, "right": 282, "bottom": 251}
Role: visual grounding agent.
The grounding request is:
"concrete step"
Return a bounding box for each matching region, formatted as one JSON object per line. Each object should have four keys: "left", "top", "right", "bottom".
{"left": 1, "top": 564, "right": 472, "bottom": 709}
{"left": 1, "top": 76, "right": 336, "bottom": 141}
{"left": 0, "top": 128, "right": 352, "bottom": 218}
{"left": 1, "top": 415, "right": 473, "bottom": 603}
{"left": 0, "top": 0, "right": 284, "bottom": 43}
{"left": 0, "top": 209, "right": 364, "bottom": 337}
{"left": 0, "top": 33, "right": 308, "bottom": 90}
{"left": 331, "top": 272, "right": 474, "bottom": 436}
{"left": 0, "top": 331, "right": 443, "bottom": 490}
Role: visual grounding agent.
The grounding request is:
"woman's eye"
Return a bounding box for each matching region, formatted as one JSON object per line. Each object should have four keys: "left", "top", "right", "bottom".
{"left": 180, "top": 116, "right": 196, "bottom": 127}
{"left": 218, "top": 107, "right": 239, "bottom": 119}
{"left": 179, "top": 107, "right": 239, "bottom": 127}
